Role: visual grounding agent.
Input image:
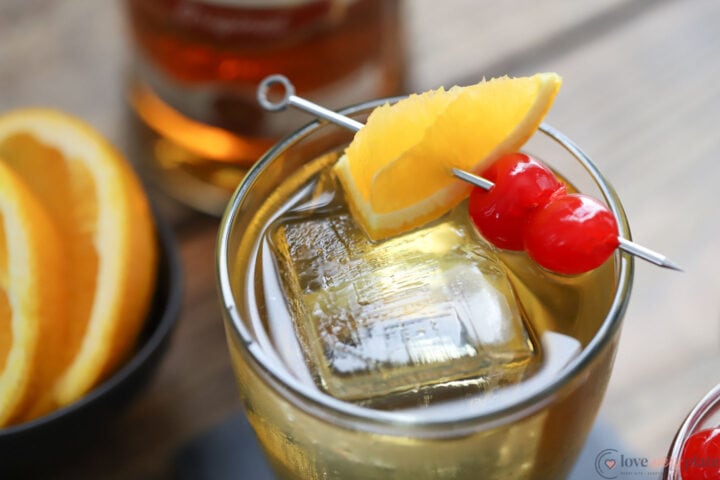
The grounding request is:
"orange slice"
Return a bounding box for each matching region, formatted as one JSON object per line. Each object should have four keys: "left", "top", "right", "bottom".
{"left": 334, "top": 73, "right": 562, "bottom": 240}
{"left": 0, "top": 109, "right": 157, "bottom": 414}
{"left": 0, "top": 162, "right": 67, "bottom": 426}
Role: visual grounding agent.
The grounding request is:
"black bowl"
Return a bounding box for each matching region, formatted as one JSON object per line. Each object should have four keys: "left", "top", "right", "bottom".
{"left": 0, "top": 209, "right": 182, "bottom": 476}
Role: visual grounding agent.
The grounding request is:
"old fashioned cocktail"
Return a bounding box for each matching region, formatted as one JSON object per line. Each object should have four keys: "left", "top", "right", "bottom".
{"left": 217, "top": 91, "right": 633, "bottom": 478}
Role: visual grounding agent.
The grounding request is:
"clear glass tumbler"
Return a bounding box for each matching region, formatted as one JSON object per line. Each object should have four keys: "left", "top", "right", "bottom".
{"left": 217, "top": 98, "right": 634, "bottom": 479}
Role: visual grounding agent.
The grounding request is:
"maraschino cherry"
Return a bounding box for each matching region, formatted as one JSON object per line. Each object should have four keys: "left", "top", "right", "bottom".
{"left": 680, "top": 427, "right": 720, "bottom": 480}
{"left": 468, "top": 152, "right": 619, "bottom": 275}
{"left": 524, "top": 193, "right": 619, "bottom": 275}
{"left": 468, "top": 153, "right": 565, "bottom": 251}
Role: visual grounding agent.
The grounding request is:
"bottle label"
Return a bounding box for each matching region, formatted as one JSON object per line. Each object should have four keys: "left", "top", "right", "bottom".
{"left": 159, "top": 0, "right": 355, "bottom": 39}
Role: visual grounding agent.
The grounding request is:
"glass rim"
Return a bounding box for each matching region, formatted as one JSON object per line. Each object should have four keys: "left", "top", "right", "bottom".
{"left": 217, "top": 97, "right": 635, "bottom": 434}
{"left": 665, "top": 383, "right": 720, "bottom": 479}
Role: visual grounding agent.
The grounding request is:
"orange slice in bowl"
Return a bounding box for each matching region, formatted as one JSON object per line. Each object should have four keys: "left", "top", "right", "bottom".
{"left": 334, "top": 73, "right": 562, "bottom": 240}
{"left": 0, "top": 109, "right": 157, "bottom": 415}
{"left": 0, "top": 162, "right": 67, "bottom": 427}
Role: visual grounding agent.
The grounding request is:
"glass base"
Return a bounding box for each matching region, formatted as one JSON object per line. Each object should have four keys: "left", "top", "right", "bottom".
{"left": 174, "top": 412, "right": 636, "bottom": 480}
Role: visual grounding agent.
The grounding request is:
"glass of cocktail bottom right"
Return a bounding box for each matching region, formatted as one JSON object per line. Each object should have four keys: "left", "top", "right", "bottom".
{"left": 217, "top": 97, "right": 634, "bottom": 479}
{"left": 664, "top": 383, "right": 720, "bottom": 479}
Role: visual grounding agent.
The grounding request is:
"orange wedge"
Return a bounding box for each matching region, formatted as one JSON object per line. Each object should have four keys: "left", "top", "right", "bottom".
{"left": 0, "top": 162, "right": 67, "bottom": 426}
{"left": 0, "top": 109, "right": 157, "bottom": 414}
{"left": 334, "top": 73, "right": 562, "bottom": 240}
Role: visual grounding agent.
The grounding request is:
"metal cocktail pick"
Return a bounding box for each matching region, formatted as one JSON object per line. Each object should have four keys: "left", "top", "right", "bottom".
{"left": 257, "top": 74, "right": 682, "bottom": 272}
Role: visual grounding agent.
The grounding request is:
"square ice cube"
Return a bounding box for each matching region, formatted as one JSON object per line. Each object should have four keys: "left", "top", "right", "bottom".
{"left": 269, "top": 209, "right": 538, "bottom": 405}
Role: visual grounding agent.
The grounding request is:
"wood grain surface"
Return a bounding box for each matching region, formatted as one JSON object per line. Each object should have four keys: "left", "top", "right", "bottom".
{"left": 1, "top": 0, "right": 719, "bottom": 478}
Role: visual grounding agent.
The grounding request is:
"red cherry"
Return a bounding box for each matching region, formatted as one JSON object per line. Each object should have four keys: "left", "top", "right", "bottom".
{"left": 468, "top": 153, "right": 566, "bottom": 250}
{"left": 524, "top": 194, "right": 619, "bottom": 275}
{"left": 680, "top": 428, "right": 720, "bottom": 480}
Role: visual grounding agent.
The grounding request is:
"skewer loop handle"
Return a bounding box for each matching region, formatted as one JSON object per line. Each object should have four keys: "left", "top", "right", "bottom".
{"left": 257, "top": 74, "right": 295, "bottom": 112}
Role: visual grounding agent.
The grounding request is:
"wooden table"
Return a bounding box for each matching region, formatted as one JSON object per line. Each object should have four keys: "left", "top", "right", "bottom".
{"left": 2, "top": 0, "right": 719, "bottom": 477}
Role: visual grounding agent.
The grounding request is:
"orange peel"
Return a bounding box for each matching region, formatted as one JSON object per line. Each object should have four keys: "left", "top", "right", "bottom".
{"left": 334, "top": 73, "right": 562, "bottom": 240}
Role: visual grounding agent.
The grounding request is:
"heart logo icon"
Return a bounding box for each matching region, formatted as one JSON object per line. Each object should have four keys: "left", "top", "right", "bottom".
{"left": 605, "top": 459, "right": 616, "bottom": 469}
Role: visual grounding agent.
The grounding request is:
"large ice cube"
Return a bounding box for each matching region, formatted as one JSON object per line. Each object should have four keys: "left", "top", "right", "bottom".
{"left": 269, "top": 205, "right": 539, "bottom": 405}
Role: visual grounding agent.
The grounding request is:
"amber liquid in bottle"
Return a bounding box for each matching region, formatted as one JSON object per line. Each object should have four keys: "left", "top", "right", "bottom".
{"left": 124, "top": 0, "right": 405, "bottom": 214}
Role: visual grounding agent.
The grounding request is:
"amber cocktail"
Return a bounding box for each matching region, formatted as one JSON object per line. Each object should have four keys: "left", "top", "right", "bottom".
{"left": 217, "top": 98, "right": 633, "bottom": 479}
